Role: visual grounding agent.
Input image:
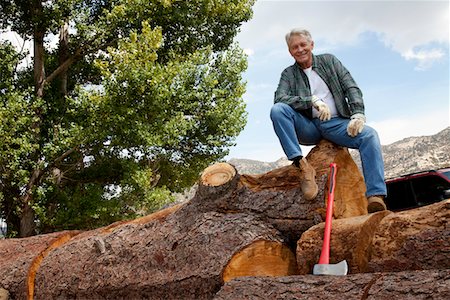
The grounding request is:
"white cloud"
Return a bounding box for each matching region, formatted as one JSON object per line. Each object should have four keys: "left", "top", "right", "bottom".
{"left": 402, "top": 48, "right": 446, "bottom": 70}
{"left": 238, "top": 0, "right": 449, "bottom": 69}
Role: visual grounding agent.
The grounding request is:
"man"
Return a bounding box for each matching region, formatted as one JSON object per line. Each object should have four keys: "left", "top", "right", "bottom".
{"left": 270, "top": 28, "right": 387, "bottom": 213}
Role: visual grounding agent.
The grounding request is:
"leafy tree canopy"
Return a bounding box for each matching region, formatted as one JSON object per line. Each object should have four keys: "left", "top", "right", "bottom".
{"left": 0, "top": 0, "right": 255, "bottom": 236}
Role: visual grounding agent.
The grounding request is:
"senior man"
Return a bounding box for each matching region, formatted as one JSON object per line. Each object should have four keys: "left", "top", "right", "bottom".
{"left": 270, "top": 28, "right": 387, "bottom": 212}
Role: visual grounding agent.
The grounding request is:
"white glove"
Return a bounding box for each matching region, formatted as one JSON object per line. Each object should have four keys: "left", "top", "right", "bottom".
{"left": 347, "top": 113, "right": 366, "bottom": 137}
{"left": 311, "top": 95, "right": 331, "bottom": 121}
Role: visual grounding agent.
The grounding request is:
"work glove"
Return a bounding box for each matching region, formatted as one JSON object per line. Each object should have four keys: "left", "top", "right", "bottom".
{"left": 347, "top": 113, "right": 366, "bottom": 137}
{"left": 311, "top": 95, "right": 331, "bottom": 121}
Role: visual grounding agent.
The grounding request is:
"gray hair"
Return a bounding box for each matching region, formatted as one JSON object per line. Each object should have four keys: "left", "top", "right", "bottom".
{"left": 285, "top": 28, "right": 313, "bottom": 45}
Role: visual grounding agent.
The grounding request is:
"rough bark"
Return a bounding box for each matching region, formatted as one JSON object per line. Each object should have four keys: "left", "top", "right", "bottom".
{"left": 296, "top": 211, "right": 392, "bottom": 274}
{"left": 306, "top": 140, "right": 368, "bottom": 218}
{"left": 296, "top": 200, "right": 449, "bottom": 274}
{"left": 31, "top": 212, "right": 292, "bottom": 299}
{"left": 0, "top": 231, "right": 80, "bottom": 299}
{"left": 213, "top": 269, "right": 450, "bottom": 300}
{"left": 186, "top": 140, "right": 368, "bottom": 244}
{"left": 367, "top": 199, "right": 450, "bottom": 272}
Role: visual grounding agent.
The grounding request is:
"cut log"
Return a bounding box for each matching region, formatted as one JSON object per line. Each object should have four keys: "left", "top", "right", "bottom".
{"left": 0, "top": 230, "right": 81, "bottom": 300}
{"left": 306, "top": 140, "right": 368, "bottom": 218}
{"left": 296, "top": 210, "right": 392, "bottom": 274}
{"left": 185, "top": 140, "right": 368, "bottom": 243}
{"left": 239, "top": 139, "right": 368, "bottom": 219}
{"left": 31, "top": 212, "right": 294, "bottom": 299}
{"left": 223, "top": 240, "right": 298, "bottom": 283}
{"left": 0, "top": 288, "right": 10, "bottom": 300}
{"left": 213, "top": 269, "right": 450, "bottom": 300}
{"left": 367, "top": 199, "right": 450, "bottom": 272}
{"left": 296, "top": 200, "right": 450, "bottom": 274}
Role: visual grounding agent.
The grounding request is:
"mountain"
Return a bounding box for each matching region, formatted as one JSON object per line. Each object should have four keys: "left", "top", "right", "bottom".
{"left": 227, "top": 157, "right": 291, "bottom": 175}
{"left": 228, "top": 127, "right": 450, "bottom": 179}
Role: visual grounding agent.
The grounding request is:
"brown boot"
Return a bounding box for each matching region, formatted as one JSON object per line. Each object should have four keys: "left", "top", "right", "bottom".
{"left": 367, "top": 196, "right": 387, "bottom": 213}
{"left": 298, "top": 158, "right": 318, "bottom": 200}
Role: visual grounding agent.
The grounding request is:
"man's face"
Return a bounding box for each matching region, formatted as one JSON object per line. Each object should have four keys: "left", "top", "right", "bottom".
{"left": 288, "top": 35, "right": 314, "bottom": 68}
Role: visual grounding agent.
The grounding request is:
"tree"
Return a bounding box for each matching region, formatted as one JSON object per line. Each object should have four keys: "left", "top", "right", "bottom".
{"left": 0, "top": 0, "right": 255, "bottom": 237}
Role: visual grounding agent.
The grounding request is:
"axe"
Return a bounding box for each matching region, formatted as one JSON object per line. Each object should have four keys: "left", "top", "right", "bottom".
{"left": 313, "top": 163, "right": 348, "bottom": 276}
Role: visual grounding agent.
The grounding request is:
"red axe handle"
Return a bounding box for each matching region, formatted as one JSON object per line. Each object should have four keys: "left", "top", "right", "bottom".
{"left": 318, "top": 163, "right": 337, "bottom": 265}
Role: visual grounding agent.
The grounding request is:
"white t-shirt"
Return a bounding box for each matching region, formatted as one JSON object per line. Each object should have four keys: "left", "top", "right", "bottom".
{"left": 303, "top": 67, "right": 339, "bottom": 118}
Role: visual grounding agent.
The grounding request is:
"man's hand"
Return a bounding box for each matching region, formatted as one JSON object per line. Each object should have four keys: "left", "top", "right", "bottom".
{"left": 347, "top": 113, "right": 366, "bottom": 137}
{"left": 312, "top": 95, "right": 331, "bottom": 121}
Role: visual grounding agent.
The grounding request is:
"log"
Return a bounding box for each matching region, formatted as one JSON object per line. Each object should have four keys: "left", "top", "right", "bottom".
{"left": 367, "top": 199, "right": 450, "bottom": 272}
{"left": 186, "top": 140, "right": 368, "bottom": 243}
{"left": 0, "top": 230, "right": 80, "bottom": 299}
{"left": 213, "top": 269, "right": 450, "bottom": 300}
{"left": 306, "top": 140, "right": 368, "bottom": 218}
{"left": 239, "top": 139, "right": 368, "bottom": 220}
{"left": 223, "top": 240, "right": 298, "bottom": 283}
{"left": 296, "top": 210, "right": 392, "bottom": 274}
{"left": 30, "top": 212, "right": 294, "bottom": 299}
{"left": 296, "top": 200, "right": 450, "bottom": 274}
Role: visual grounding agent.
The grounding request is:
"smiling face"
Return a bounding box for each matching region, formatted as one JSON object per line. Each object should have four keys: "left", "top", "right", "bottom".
{"left": 288, "top": 34, "right": 314, "bottom": 69}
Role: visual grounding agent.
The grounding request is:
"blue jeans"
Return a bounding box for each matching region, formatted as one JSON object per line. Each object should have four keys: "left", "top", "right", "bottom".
{"left": 270, "top": 103, "right": 387, "bottom": 197}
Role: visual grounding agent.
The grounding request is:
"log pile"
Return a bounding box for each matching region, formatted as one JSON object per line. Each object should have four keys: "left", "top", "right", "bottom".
{"left": 0, "top": 140, "right": 448, "bottom": 299}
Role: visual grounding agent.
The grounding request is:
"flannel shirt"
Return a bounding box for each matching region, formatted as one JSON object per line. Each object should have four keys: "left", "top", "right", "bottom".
{"left": 274, "top": 53, "right": 365, "bottom": 119}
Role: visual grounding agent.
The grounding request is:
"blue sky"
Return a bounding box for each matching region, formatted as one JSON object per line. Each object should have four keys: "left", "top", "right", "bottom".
{"left": 227, "top": 0, "right": 449, "bottom": 161}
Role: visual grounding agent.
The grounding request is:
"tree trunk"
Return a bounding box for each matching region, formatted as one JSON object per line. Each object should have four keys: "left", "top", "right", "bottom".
{"left": 19, "top": 202, "right": 36, "bottom": 238}
{"left": 186, "top": 140, "right": 368, "bottom": 244}
{"left": 296, "top": 200, "right": 450, "bottom": 274}
{"left": 31, "top": 212, "right": 293, "bottom": 299}
{"left": 296, "top": 210, "right": 392, "bottom": 274}
{"left": 19, "top": 0, "right": 47, "bottom": 238}
{"left": 214, "top": 269, "right": 450, "bottom": 300}
{"left": 367, "top": 199, "right": 450, "bottom": 272}
{"left": 59, "top": 20, "right": 69, "bottom": 97}
{"left": 0, "top": 231, "right": 79, "bottom": 300}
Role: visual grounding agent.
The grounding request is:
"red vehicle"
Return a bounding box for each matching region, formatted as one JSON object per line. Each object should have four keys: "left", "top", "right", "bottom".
{"left": 384, "top": 167, "right": 450, "bottom": 211}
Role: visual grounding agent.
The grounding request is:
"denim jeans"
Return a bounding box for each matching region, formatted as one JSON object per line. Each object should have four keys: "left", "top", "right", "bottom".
{"left": 270, "top": 102, "right": 387, "bottom": 197}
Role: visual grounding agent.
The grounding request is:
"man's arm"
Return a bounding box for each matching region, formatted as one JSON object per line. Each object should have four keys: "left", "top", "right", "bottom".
{"left": 330, "top": 56, "right": 367, "bottom": 136}
{"left": 274, "top": 68, "right": 313, "bottom": 111}
{"left": 331, "top": 56, "right": 365, "bottom": 116}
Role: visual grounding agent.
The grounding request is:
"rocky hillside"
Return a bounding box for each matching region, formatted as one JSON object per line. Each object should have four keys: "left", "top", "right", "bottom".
{"left": 381, "top": 126, "right": 450, "bottom": 178}
{"left": 229, "top": 127, "right": 450, "bottom": 179}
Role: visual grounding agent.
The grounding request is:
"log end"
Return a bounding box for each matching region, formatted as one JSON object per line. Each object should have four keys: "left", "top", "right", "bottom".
{"left": 222, "top": 240, "right": 298, "bottom": 283}
{"left": 201, "top": 163, "right": 236, "bottom": 187}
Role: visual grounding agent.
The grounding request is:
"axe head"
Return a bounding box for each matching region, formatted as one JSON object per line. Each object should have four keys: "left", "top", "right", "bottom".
{"left": 313, "top": 260, "right": 348, "bottom": 276}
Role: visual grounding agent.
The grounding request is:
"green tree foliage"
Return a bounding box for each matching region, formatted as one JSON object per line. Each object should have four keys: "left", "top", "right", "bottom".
{"left": 0, "top": 0, "right": 254, "bottom": 236}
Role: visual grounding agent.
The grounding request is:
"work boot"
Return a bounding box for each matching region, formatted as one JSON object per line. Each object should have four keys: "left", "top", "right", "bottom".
{"left": 297, "top": 158, "right": 318, "bottom": 200}
{"left": 367, "top": 196, "right": 387, "bottom": 213}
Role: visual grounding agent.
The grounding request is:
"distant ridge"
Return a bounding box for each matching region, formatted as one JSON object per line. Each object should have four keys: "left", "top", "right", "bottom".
{"left": 229, "top": 127, "right": 450, "bottom": 179}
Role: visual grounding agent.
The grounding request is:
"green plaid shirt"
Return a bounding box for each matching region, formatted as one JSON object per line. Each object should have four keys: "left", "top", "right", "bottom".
{"left": 274, "top": 53, "right": 364, "bottom": 119}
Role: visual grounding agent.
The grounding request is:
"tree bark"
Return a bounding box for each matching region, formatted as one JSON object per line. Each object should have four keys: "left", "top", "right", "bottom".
{"left": 296, "top": 211, "right": 392, "bottom": 274}
{"left": 0, "top": 231, "right": 80, "bottom": 300}
{"left": 213, "top": 269, "right": 450, "bottom": 300}
{"left": 186, "top": 140, "right": 368, "bottom": 243}
{"left": 296, "top": 200, "right": 450, "bottom": 274}
{"left": 31, "top": 212, "right": 292, "bottom": 299}
{"left": 367, "top": 199, "right": 450, "bottom": 272}
{"left": 59, "top": 20, "right": 69, "bottom": 97}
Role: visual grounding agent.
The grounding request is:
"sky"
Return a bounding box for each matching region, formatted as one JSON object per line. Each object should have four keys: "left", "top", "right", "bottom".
{"left": 226, "top": 0, "right": 449, "bottom": 162}
{"left": 1, "top": 0, "right": 448, "bottom": 163}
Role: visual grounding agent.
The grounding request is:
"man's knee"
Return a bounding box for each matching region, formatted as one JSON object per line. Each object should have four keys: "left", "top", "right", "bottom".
{"left": 270, "top": 103, "right": 292, "bottom": 121}
{"left": 363, "top": 126, "right": 380, "bottom": 141}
